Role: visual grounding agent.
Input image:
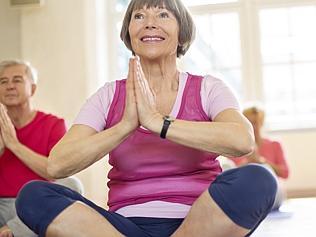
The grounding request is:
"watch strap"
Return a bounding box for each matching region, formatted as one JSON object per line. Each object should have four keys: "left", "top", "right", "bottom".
{"left": 160, "top": 116, "right": 173, "bottom": 139}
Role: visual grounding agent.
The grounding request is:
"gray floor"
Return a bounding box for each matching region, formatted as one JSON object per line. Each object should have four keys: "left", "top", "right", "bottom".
{"left": 252, "top": 198, "right": 316, "bottom": 237}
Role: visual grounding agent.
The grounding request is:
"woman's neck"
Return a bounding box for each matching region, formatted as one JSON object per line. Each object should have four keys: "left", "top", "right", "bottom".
{"left": 140, "top": 57, "right": 179, "bottom": 93}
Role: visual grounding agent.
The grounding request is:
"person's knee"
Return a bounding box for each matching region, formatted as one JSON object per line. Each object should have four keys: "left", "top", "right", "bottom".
{"left": 209, "top": 164, "right": 278, "bottom": 229}
{"left": 232, "top": 164, "right": 278, "bottom": 219}
{"left": 15, "top": 181, "right": 50, "bottom": 222}
{"left": 15, "top": 180, "right": 81, "bottom": 236}
{"left": 240, "top": 164, "right": 277, "bottom": 199}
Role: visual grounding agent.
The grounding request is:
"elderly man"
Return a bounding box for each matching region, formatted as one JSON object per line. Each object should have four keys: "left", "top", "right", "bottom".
{"left": 0, "top": 60, "right": 83, "bottom": 237}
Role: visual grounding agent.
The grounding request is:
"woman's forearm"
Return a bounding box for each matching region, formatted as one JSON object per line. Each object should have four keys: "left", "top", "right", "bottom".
{"left": 47, "top": 122, "right": 133, "bottom": 178}
{"left": 165, "top": 119, "right": 254, "bottom": 157}
{"left": 147, "top": 110, "right": 254, "bottom": 157}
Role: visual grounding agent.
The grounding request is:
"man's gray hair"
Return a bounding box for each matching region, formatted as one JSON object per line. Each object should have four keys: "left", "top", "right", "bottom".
{"left": 0, "top": 60, "right": 38, "bottom": 84}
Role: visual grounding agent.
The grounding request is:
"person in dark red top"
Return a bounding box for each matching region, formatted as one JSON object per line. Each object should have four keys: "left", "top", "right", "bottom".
{"left": 0, "top": 60, "right": 83, "bottom": 237}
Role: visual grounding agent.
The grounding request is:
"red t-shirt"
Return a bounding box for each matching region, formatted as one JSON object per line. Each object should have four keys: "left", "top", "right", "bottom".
{"left": 0, "top": 111, "right": 66, "bottom": 197}
{"left": 232, "top": 138, "right": 289, "bottom": 179}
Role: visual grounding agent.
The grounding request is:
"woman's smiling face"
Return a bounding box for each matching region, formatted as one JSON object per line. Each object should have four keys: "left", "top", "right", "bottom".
{"left": 128, "top": 5, "right": 179, "bottom": 60}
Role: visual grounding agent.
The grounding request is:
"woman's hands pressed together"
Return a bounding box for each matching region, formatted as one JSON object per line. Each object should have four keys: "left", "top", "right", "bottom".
{"left": 120, "top": 58, "right": 139, "bottom": 133}
{"left": 122, "top": 56, "right": 163, "bottom": 134}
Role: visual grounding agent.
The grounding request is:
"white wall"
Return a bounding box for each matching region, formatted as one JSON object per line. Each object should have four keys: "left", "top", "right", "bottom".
{"left": 20, "top": 0, "right": 88, "bottom": 121}
{"left": 269, "top": 130, "right": 316, "bottom": 194}
{"left": 0, "top": 0, "right": 21, "bottom": 60}
{"left": 19, "top": 0, "right": 109, "bottom": 206}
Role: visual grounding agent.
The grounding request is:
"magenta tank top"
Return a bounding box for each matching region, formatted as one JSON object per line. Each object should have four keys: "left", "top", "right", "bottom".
{"left": 106, "top": 74, "right": 222, "bottom": 211}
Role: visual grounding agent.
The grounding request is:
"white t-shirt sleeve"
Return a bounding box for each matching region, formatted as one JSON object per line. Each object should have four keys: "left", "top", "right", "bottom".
{"left": 73, "top": 81, "right": 116, "bottom": 132}
{"left": 201, "top": 75, "right": 240, "bottom": 120}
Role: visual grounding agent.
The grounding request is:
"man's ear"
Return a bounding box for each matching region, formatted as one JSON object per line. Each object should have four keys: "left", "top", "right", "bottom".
{"left": 31, "top": 84, "right": 37, "bottom": 96}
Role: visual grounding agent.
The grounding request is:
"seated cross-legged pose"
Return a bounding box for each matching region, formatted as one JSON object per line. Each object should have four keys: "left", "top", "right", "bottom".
{"left": 16, "top": 1, "right": 277, "bottom": 236}
{"left": 0, "top": 60, "right": 83, "bottom": 237}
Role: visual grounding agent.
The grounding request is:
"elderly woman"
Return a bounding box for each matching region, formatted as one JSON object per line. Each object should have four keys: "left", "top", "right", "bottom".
{"left": 16, "top": 0, "right": 276, "bottom": 236}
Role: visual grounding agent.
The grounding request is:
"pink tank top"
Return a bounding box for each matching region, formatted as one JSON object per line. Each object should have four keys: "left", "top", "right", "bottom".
{"left": 106, "top": 74, "right": 222, "bottom": 211}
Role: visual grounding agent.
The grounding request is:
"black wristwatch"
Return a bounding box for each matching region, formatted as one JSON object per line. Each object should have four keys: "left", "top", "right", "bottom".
{"left": 160, "top": 116, "right": 175, "bottom": 139}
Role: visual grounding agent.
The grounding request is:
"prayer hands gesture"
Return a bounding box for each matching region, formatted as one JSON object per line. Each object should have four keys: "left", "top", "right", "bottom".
{"left": 121, "top": 57, "right": 162, "bottom": 133}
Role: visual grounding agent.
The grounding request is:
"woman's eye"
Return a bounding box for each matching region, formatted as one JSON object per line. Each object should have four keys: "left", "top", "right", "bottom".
{"left": 134, "top": 13, "right": 144, "bottom": 19}
{"left": 159, "top": 12, "right": 169, "bottom": 18}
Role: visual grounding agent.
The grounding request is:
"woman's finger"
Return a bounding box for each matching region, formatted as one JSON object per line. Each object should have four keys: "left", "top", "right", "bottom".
{"left": 134, "top": 56, "right": 147, "bottom": 95}
{"left": 133, "top": 59, "right": 143, "bottom": 100}
{"left": 126, "top": 58, "right": 135, "bottom": 103}
{"left": 136, "top": 57, "right": 156, "bottom": 106}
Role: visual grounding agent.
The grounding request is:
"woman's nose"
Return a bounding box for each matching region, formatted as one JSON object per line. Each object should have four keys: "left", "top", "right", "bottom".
{"left": 145, "top": 25, "right": 157, "bottom": 30}
{"left": 145, "top": 16, "right": 157, "bottom": 30}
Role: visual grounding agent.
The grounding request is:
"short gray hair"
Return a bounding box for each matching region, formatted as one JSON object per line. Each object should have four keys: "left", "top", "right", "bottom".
{"left": 120, "top": 0, "right": 196, "bottom": 58}
{"left": 0, "top": 60, "right": 38, "bottom": 84}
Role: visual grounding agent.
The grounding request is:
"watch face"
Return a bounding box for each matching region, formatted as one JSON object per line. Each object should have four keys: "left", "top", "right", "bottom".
{"left": 164, "top": 115, "right": 175, "bottom": 122}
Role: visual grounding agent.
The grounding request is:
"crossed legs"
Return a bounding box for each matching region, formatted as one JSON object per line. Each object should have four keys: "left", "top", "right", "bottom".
{"left": 44, "top": 191, "right": 248, "bottom": 237}
{"left": 16, "top": 164, "right": 277, "bottom": 237}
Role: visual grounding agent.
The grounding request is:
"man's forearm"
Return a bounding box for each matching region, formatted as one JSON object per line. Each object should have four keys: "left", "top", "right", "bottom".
{"left": 8, "top": 142, "right": 52, "bottom": 180}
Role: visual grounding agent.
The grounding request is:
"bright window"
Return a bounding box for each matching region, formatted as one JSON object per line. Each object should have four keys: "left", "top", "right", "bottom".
{"left": 180, "top": 12, "right": 242, "bottom": 95}
{"left": 260, "top": 6, "right": 316, "bottom": 129}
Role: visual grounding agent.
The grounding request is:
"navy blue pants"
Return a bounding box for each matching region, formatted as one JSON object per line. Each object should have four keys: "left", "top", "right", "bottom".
{"left": 16, "top": 164, "right": 277, "bottom": 237}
